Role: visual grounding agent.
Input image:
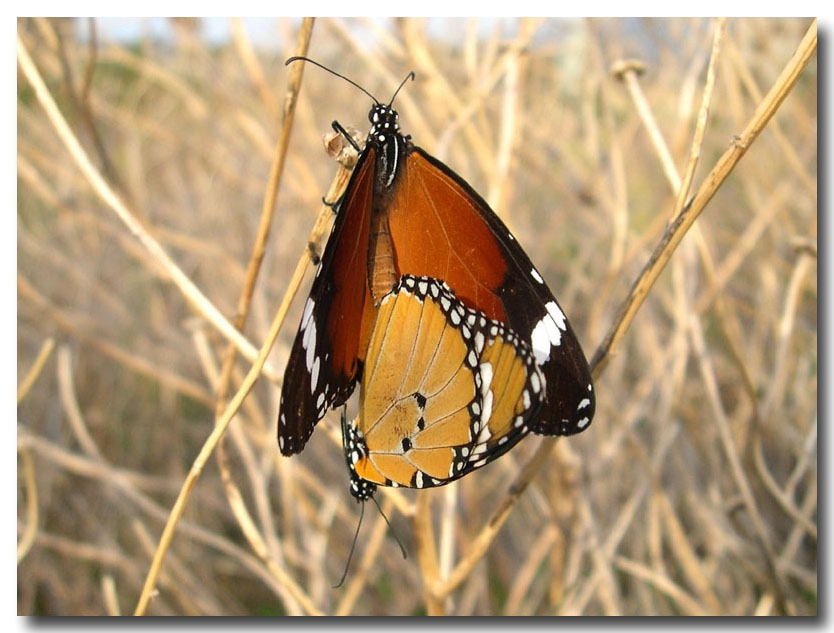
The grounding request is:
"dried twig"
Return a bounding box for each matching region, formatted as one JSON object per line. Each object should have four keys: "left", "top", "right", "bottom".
{"left": 17, "top": 33, "right": 274, "bottom": 378}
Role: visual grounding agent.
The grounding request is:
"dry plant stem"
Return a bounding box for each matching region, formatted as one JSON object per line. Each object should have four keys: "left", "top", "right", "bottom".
{"left": 129, "top": 153, "right": 354, "bottom": 617}
{"left": 16, "top": 35, "right": 270, "bottom": 376}
{"left": 212, "top": 20, "right": 312, "bottom": 601}
{"left": 562, "top": 424, "right": 680, "bottom": 615}
{"left": 431, "top": 435, "right": 556, "bottom": 599}
{"left": 17, "top": 337, "right": 55, "bottom": 404}
{"left": 335, "top": 499, "right": 395, "bottom": 615}
{"left": 657, "top": 490, "right": 722, "bottom": 613}
{"left": 762, "top": 253, "right": 813, "bottom": 420}
{"left": 753, "top": 434, "right": 817, "bottom": 539}
{"left": 57, "top": 346, "right": 103, "bottom": 460}
{"left": 590, "top": 18, "right": 817, "bottom": 373}
{"left": 688, "top": 312, "right": 790, "bottom": 614}
{"left": 18, "top": 431, "right": 182, "bottom": 495}
{"left": 102, "top": 575, "right": 121, "bottom": 616}
{"left": 671, "top": 18, "right": 726, "bottom": 222}
{"left": 49, "top": 18, "right": 129, "bottom": 204}
{"left": 132, "top": 521, "right": 223, "bottom": 616}
{"left": 616, "top": 31, "right": 760, "bottom": 414}
{"left": 785, "top": 419, "right": 817, "bottom": 499}
{"left": 211, "top": 18, "right": 313, "bottom": 403}
{"left": 414, "top": 493, "right": 443, "bottom": 615}
{"left": 779, "top": 476, "right": 817, "bottom": 571}
{"left": 17, "top": 429, "right": 297, "bottom": 605}
{"left": 755, "top": 594, "right": 776, "bottom": 616}
{"left": 102, "top": 45, "right": 209, "bottom": 120}
{"left": 225, "top": 16, "right": 314, "bottom": 351}
{"left": 613, "top": 60, "right": 680, "bottom": 191}
{"left": 612, "top": 556, "right": 707, "bottom": 616}
{"left": 206, "top": 164, "right": 352, "bottom": 609}
{"left": 30, "top": 530, "right": 138, "bottom": 580}
{"left": 231, "top": 17, "right": 281, "bottom": 124}
{"left": 502, "top": 526, "right": 557, "bottom": 615}
{"left": 17, "top": 274, "right": 214, "bottom": 406}
{"left": 132, "top": 247, "right": 324, "bottom": 616}
{"left": 417, "top": 506, "right": 444, "bottom": 614}
{"left": 726, "top": 37, "right": 817, "bottom": 198}
{"left": 16, "top": 448, "right": 39, "bottom": 564}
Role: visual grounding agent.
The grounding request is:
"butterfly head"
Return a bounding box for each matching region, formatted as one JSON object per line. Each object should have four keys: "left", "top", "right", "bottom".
{"left": 367, "top": 104, "right": 401, "bottom": 146}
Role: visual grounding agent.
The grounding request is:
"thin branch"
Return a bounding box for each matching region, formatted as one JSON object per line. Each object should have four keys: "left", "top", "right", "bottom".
{"left": 591, "top": 18, "right": 817, "bottom": 373}
{"left": 17, "top": 33, "right": 274, "bottom": 380}
{"left": 16, "top": 448, "right": 39, "bottom": 564}
{"left": 671, "top": 17, "right": 726, "bottom": 222}
{"left": 17, "top": 337, "right": 56, "bottom": 404}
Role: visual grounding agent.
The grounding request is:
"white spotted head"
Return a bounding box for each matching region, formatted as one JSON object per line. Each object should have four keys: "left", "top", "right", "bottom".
{"left": 367, "top": 104, "right": 400, "bottom": 143}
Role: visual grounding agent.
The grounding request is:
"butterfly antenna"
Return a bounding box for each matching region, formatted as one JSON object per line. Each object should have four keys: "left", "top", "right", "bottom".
{"left": 371, "top": 495, "right": 407, "bottom": 560}
{"left": 286, "top": 56, "right": 379, "bottom": 105}
{"left": 388, "top": 71, "right": 416, "bottom": 107}
{"left": 332, "top": 499, "right": 365, "bottom": 588}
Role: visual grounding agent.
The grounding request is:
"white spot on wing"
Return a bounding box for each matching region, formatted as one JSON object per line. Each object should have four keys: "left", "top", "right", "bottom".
{"left": 577, "top": 398, "right": 590, "bottom": 410}
{"left": 479, "top": 363, "right": 494, "bottom": 396}
{"left": 481, "top": 389, "right": 493, "bottom": 428}
{"left": 303, "top": 320, "right": 317, "bottom": 370}
{"left": 530, "top": 301, "right": 566, "bottom": 365}
{"left": 531, "top": 268, "right": 544, "bottom": 284}
{"left": 474, "top": 331, "right": 485, "bottom": 353}
{"left": 301, "top": 298, "right": 315, "bottom": 331}
{"left": 547, "top": 301, "right": 567, "bottom": 331}
{"left": 578, "top": 417, "right": 590, "bottom": 429}
{"left": 310, "top": 356, "right": 320, "bottom": 393}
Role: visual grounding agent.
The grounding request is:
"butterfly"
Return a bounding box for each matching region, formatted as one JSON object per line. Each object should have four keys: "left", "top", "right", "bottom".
{"left": 278, "top": 58, "right": 595, "bottom": 501}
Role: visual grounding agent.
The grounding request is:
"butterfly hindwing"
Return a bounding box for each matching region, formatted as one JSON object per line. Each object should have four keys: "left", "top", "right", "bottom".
{"left": 343, "top": 275, "right": 546, "bottom": 498}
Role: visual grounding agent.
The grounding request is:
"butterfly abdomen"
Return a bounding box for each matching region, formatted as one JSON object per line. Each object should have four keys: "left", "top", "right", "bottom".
{"left": 367, "top": 208, "right": 398, "bottom": 304}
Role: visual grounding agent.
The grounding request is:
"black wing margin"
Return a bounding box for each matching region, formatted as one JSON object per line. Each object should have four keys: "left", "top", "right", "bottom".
{"left": 413, "top": 147, "right": 596, "bottom": 437}
{"left": 278, "top": 150, "right": 375, "bottom": 455}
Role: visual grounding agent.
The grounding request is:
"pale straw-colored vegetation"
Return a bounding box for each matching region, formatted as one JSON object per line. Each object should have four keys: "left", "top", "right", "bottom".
{"left": 17, "top": 17, "right": 816, "bottom": 615}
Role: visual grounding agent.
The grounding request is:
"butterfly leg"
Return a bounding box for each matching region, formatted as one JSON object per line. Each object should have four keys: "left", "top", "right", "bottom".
{"left": 321, "top": 192, "right": 344, "bottom": 214}
{"left": 331, "top": 120, "right": 362, "bottom": 152}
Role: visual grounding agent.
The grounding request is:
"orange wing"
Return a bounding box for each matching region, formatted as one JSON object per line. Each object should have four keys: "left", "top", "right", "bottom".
{"left": 342, "top": 275, "right": 544, "bottom": 497}
{"left": 386, "top": 148, "right": 594, "bottom": 438}
{"left": 387, "top": 151, "right": 507, "bottom": 322}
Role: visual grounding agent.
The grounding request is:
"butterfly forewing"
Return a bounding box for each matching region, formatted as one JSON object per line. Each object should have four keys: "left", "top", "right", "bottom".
{"left": 387, "top": 148, "right": 595, "bottom": 436}
{"left": 278, "top": 150, "right": 378, "bottom": 455}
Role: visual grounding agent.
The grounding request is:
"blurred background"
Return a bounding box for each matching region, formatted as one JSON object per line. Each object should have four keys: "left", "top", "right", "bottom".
{"left": 17, "top": 17, "right": 816, "bottom": 615}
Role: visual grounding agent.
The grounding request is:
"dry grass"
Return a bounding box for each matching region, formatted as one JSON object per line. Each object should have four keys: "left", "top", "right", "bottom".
{"left": 17, "top": 17, "right": 817, "bottom": 616}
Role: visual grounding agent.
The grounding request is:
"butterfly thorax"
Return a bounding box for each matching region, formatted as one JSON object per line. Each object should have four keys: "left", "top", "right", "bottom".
{"left": 366, "top": 104, "right": 409, "bottom": 305}
{"left": 367, "top": 104, "right": 409, "bottom": 194}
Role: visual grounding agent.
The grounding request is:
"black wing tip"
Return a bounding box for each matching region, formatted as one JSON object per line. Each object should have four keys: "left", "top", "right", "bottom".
{"left": 278, "top": 423, "right": 313, "bottom": 456}
{"left": 530, "top": 388, "right": 596, "bottom": 437}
